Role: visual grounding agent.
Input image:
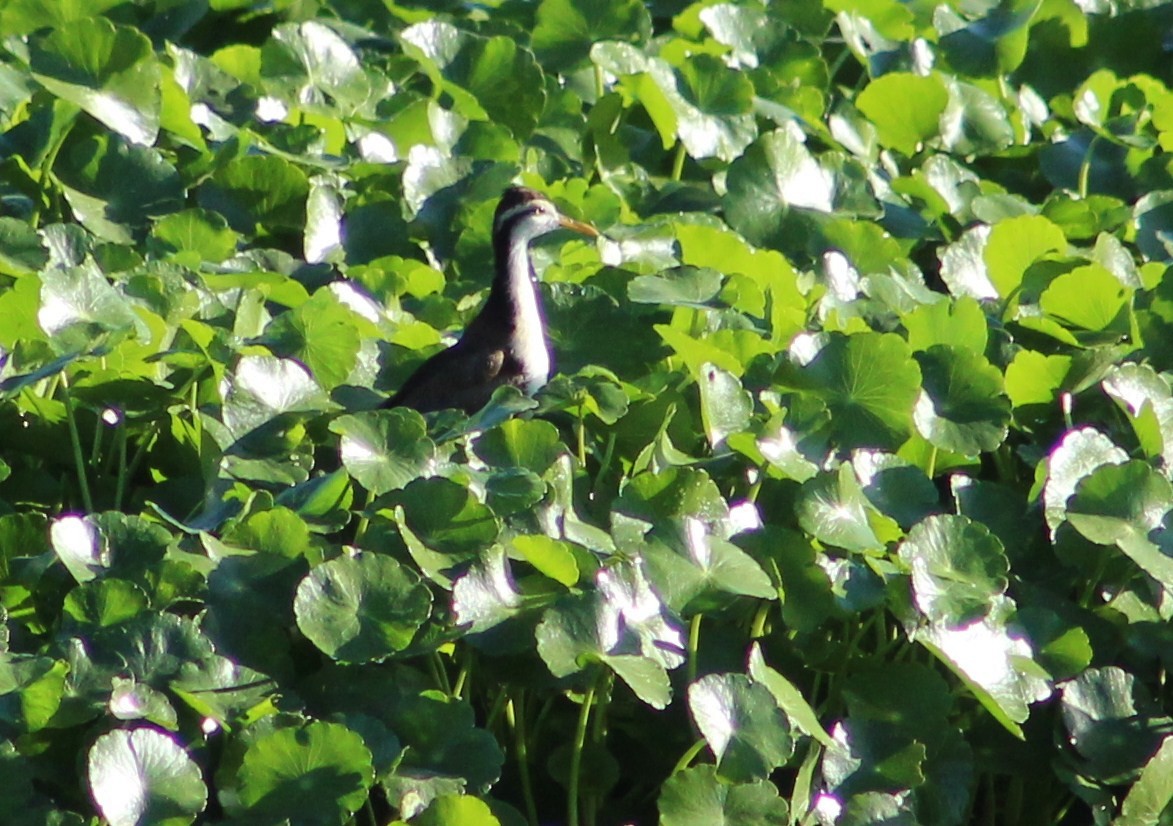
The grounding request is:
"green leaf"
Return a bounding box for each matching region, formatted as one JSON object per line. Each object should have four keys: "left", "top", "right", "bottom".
{"left": 903, "top": 297, "right": 988, "bottom": 354}
{"left": 628, "top": 266, "right": 723, "bottom": 307}
{"left": 0, "top": 656, "right": 68, "bottom": 732}
{"left": 402, "top": 23, "right": 545, "bottom": 140}
{"left": 38, "top": 259, "right": 142, "bottom": 351}
{"left": 295, "top": 552, "right": 432, "bottom": 662}
{"left": 1060, "top": 667, "right": 1168, "bottom": 781}
{"left": 688, "top": 673, "right": 793, "bottom": 782}
{"left": 698, "top": 363, "right": 752, "bottom": 449}
{"left": 263, "top": 289, "right": 362, "bottom": 390}
{"left": 54, "top": 130, "right": 184, "bottom": 239}
{"left": 50, "top": 514, "right": 108, "bottom": 584}
{"left": 724, "top": 128, "right": 834, "bottom": 249}
{"left": 913, "top": 345, "right": 1011, "bottom": 455}
{"left": 151, "top": 209, "right": 239, "bottom": 264}
{"left": 472, "top": 418, "right": 565, "bottom": 475}
{"left": 62, "top": 578, "right": 148, "bottom": 628}
{"left": 332, "top": 409, "right": 436, "bottom": 495}
{"left": 1116, "top": 735, "right": 1173, "bottom": 826}
{"left": 658, "top": 764, "right": 789, "bottom": 826}
{"left": 510, "top": 535, "right": 579, "bottom": 587}
{"left": 856, "top": 73, "right": 948, "bottom": 155}
{"left": 916, "top": 597, "right": 1051, "bottom": 738}
{"left": 778, "top": 332, "right": 922, "bottom": 451}
{"left": 983, "top": 214, "right": 1066, "bottom": 299}
{"left": 1067, "top": 460, "right": 1173, "bottom": 588}
{"left": 938, "top": 0, "right": 1042, "bottom": 76}
{"left": 29, "top": 18, "right": 159, "bottom": 145}
{"left": 415, "top": 795, "right": 501, "bottom": 826}
{"left": 1102, "top": 363, "right": 1173, "bottom": 460}
{"left": 225, "top": 721, "right": 373, "bottom": 824}
{"left": 898, "top": 514, "right": 1009, "bottom": 626}
{"left": 88, "top": 728, "right": 207, "bottom": 826}
{"left": 394, "top": 477, "right": 500, "bottom": 558}
{"left": 199, "top": 155, "right": 309, "bottom": 235}
{"left": 532, "top": 0, "right": 651, "bottom": 72}
{"left": 1042, "top": 427, "right": 1128, "bottom": 535}
{"left": 795, "top": 464, "right": 884, "bottom": 553}
{"left": 747, "top": 643, "right": 833, "bottom": 747}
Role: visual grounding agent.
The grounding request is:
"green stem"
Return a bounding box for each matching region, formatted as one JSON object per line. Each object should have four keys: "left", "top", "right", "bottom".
{"left": 670, "top": 737, "right": 708, "bottom": 775}
{"left": 687, "top": 613, "right": 702, "bottom": 686}
{"left": 1077, "top": 135, "right": 1098, "bottom": 200}
{"left": 429, "top": 651, "right": 452, "bottom": 696}
{"left": 507, "top": 694, "right": 540, "bottom": 826}
{"left": 594, "top": 64, "right": 605, "bottom": 100}
{"left": 568, "top": 679, "right": 597, "bottom": 826}
{"left": 750, "top": 600, "right": 771, "bottom": 639}
{"left": 926, "top": 445, "right": 939, "bottom": 479}
{"left": 60, "top": 375, "right": 94, "bottom": 512}
{"left": 113, "top": 417, "right": 129, "bottom": 512}
{"left": 353, "top": 488, "right": 371, "bottom": 547}
{"left": 671, "top": 142, "right": 686, "bottom": 181}
{"left": 576, "top": 404, "right": 587, "bottom": 467}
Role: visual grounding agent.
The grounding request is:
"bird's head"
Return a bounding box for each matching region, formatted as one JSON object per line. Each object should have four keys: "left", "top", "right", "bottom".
{"left": 494, "top": 186, "right": 599, "bottom": 243}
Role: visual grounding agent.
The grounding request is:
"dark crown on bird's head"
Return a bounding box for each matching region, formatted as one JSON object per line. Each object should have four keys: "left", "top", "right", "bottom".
{"left": 493, "top": 186, "right": 555, "bottom": 232}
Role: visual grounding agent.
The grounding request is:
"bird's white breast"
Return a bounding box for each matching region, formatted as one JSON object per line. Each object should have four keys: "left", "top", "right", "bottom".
{"left": 507, "top": 243, "right": 551, "bottom": 393}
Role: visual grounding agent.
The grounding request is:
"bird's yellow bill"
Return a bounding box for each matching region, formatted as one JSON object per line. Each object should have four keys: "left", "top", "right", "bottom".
{"left": 559, "top": 214, "right": 600, "bottom": 237}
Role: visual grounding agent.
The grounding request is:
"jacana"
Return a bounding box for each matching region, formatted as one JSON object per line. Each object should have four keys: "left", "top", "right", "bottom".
{"left": 385, "top": 186, "right": 599, "bottom": 413}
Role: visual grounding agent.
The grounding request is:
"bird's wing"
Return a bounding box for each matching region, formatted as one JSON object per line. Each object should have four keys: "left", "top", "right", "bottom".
{"left": 386, "top": 342, "right": 507, "bottom": 413}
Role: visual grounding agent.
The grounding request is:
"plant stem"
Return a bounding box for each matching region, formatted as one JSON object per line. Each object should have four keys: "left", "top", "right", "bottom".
{"left": 113, "top": 418, "right": 129, "bottom": 512}
{"left": 507, "top": 693, "right": 540, "bottom": 826}
{"left": 568, "top": 679, "right": 597, "bottom": 826}
{"left": 750, "top": 600, "right": 771, "bottom": 639}
{"left": 429, "top": 651, "right": 452, "bottom": 695}
{"left": 60, "top": 375, "right": 94, "bottom": 512}
{"left": 594, "top": 64, "right": 605, "bottom": 100}
{"left": 1077, "top": 135, "right": 1098, "bottom": 200}
{"left": 670, "top": 737, "right": 707, "bottom": 775}
{"left": 926, "top": 445, "right": 939, "bottom": 479}
{"left": 671, "top": 142, "right": 686, "bottom": 181}
{"left": 687, "top": 613, "right": 702, "bottom": 686}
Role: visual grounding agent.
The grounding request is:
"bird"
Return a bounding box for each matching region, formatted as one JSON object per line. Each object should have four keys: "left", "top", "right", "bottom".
{"left": 384, "top": 186, "right": 599, "bottom": 413}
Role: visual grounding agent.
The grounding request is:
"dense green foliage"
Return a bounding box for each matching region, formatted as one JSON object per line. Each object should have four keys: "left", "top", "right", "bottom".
{"left": 2, "top": 0, "right": 1173, "bottom": 824}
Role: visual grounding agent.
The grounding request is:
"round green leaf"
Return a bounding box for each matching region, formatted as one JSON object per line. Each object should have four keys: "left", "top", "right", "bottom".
{"left": 795, "top": 464, "right": 883, "bottom": 553}
{"left": 780, "top": 332, "right": 922, "bottom": 451}
{"left": 856, "top": 72, "right": 948, "bottom": 155}
{"left": 982, "top": 214, "right": 1066, "bottom": 298}
{"left": 29, "top": 18, "right": 160, "bottom": 145}
{"left": 898, "top": 514, "right": 1009, "bottom": 625}
{"left": 1042, "top": 427, "right": 1128, "bottom": 535}
{"left": 199, "top": 155, "right": 309, "bottom": 235}
{"left": 415, "top": 794, "right": 501, "bottom": 826}
{"left": 658, "top": 764, "right": 788, "bottom": 826}
{"left": 533, "top": 0, "right": 651, "bottom": 72}
{"left": 688, "top": 673, "right": 793, "bottom": 782}
{"left": 395, "top": 477, "right": 500, "bottom": 556}
{"left": 227, "top": 721, "right": 373, "bottom": 824}
{"left": 264, "top": 290, "right": 362, "bottom": 391}
{"left": 295, "top": 552, "right": 432, "bottom": 662}
{"left": 88, "top": 728, "right": 206, "bottom": 826}
{"left": 913, "top": 344, "right": 1010, "bottom": 455}
{"left": 724, "top": 128, "right": 834, "bottom": 248}
{"left": 1067, "top": 460, "right": 1173, "bottom": 588}
{"left": 472, "top": 418, "right": 565, "bottom": 475}
{"left": 1040, "top": 263, "right": 1130, "bottom": 332}
{"left": 627, "top": 266, "right": 723, "bottom": 307}
{"left": 332, "top": 409, "right": 436, "bottom": 495}
{"left": 151, "top": 208, "right": 238, "bottom": 263}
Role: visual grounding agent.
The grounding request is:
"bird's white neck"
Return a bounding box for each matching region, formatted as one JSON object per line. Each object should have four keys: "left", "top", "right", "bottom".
{"left": 506, "top": 239, "right": 550, "bottom": 393}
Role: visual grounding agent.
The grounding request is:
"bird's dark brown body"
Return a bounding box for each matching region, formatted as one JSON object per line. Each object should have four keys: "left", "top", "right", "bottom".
{"left": 385, "top": 187, "right": 598, "bottom": 414}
